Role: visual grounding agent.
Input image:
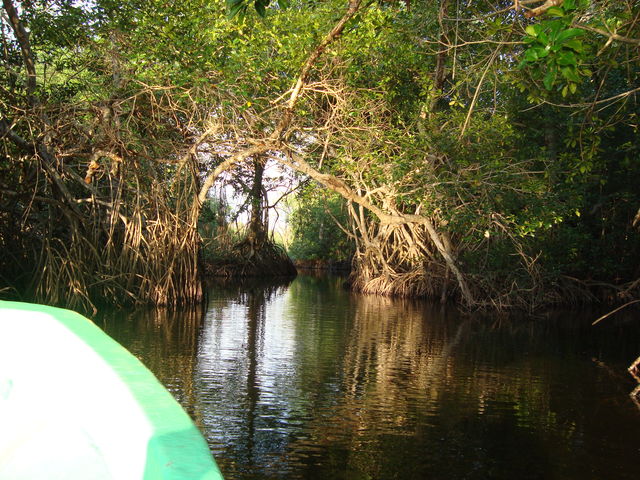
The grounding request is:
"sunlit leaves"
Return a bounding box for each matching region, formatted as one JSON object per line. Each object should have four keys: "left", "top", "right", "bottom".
{"left": 288, "top": 186, "right": 353, "bottom": 262}
{"left": 520, "top": 1, "right": 591, "bottom": 95}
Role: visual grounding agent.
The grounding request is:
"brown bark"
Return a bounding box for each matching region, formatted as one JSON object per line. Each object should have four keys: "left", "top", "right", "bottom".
{"left": 630, "top": 356, "right": 640, "bottom": 383}
{"left": 280, "top": 153, "right": 475, "bottom": 306}
{"left": 524, "top": 0, "right": 563, "bottom": 18}
{"left": 198, "top": 143, "right": 269, "bottom": 205}
{"left": 197, "top": 0, "right": 363, "bottom": 205}
{"left": 247, "top": 157, "right": 266, "bottom": 246}
{"left": 194, "top": 0, "right": 475, "bottom": 305}
{"left": 275, "top": 0, "right": 363, "bottom": 139}
{"left": 577, "top": 24, "right": 640, "bottom": 47}
{"left": 2, "top": 0, "right": 37, "bottom": 102}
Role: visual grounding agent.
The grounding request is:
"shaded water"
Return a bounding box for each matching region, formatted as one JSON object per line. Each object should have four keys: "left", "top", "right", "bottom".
{"left": 97, "top": 274, "right": 640, "bottom": 480}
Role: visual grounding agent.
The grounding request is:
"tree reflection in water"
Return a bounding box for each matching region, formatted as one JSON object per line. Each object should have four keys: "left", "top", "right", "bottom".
{"left": 99, "top": 275, "right": 640, "bottom": 480}
{"left": 96, "top": 305, "right": 205, "bottom": 417}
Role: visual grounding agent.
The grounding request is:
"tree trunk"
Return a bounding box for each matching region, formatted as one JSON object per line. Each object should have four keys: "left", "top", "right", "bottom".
{"left": 247, "top": 157, "right": 266, "bottom": 248}
{"left": 2, "top": 0, "right": 36, "bottom": 102}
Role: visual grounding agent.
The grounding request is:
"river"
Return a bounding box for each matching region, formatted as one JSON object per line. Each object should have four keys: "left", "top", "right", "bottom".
{"left": 96, "top": 273, "right": 640, "bottom": 480}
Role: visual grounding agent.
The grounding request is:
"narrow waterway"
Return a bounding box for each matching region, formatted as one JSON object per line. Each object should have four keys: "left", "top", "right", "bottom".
{"left": 97, "top": 274, "right": 640, "bottom": 480}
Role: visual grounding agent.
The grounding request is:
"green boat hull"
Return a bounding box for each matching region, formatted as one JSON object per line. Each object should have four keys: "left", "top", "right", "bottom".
{"left": 0, "top": 301, "right": 223, "bottom": 480}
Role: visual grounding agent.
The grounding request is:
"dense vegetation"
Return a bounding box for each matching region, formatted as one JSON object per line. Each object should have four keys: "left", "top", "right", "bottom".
{"left": 287, "top": 185, "right": 354, "bottom": 265}
{"left": 1, "top": 0, "right": 639, "bottom": 311}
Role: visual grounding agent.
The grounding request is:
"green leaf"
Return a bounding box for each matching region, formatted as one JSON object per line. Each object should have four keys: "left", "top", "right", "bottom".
{"left": 563, "top": 39, "right": 584, "bottom": 52}
{"left": 525, "top": 25, "right": 538, "bottom": 37}
{"left": 538, "top": 31, "right": 549, "bottom": 44}
{"left": 226, "top": 0, "right": 243, "bottom": 8}
{"left": 524, "top": 48, "right": 540, "bottom": 62}
{"left": 550, "top": 42, "right": 564, "bottom": 53}
{"left": 543, "top": 69, "right": 557, "bottom": 90}
{"left": 561, "top": 66, "right": 581, "bottom": 82}
{"left": 227, "top": 1, "right": 247, "bottom": 18}
{"left": 548, "top": 21, "right": 564, "bottom": 40}
{"left": 556, "top": 50, "right": 577, "bottom": 66}
{"left": 537, "top": 47, "right": 550, "bottom": 58}
{"left": 546, "top": 7, "right": 565, "bottom": 17}
{"left": 556, "top": 28, "right": 584, "bottom": 43}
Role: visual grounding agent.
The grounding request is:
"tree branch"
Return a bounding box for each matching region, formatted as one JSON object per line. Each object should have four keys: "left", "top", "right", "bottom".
{"left": 280, "top": 151, "right": 475, "bottom": 306}
{"left": 459, "top": 47, "right": 499, "bottom": 138}
{"left": 273, "top": 0, "right": 362, "bottom": 139}
{"left": 2, "top": 0, "right": 37, "bottom": 102}
{"left": 577, "top": 24, "right": 640, "bottom": 47}
{"left": 198, "top": 0, "right": 364, "bottom": 204}
{"left": 197, "top": 143, "right": 269, "bottom": 205}
{"left": 193, "top": 0, "right": 477, "bottom": 304}
{"left": 524, "top": 0, "right": 564, "bottom": 19}
{"left": 0, "top": 117, "right": 81, "bottom": 216}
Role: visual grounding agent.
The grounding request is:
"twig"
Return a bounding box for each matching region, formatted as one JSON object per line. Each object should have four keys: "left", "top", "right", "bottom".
{"left": 459, "top": 48, "right": 500, "bottom": 138}
{"left": 592, "top": 299, "right": 640, "bottom": 326}
{"left": 578, "top": 24, "right": 640, "bottom": 47}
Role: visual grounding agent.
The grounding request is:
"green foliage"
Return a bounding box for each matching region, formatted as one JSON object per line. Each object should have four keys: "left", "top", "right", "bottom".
{"left": 520, "top": 1, "right": 591, "bottom": 95}
{"left": 287, "top": 186, "right": 354, "bottom": 262}
{"left": 3, "top": 0, "right": 640, "bottom": 307}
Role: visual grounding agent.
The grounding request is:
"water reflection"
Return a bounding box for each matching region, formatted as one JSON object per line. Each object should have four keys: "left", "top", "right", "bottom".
{"left": 96, "top": 306, "right": 205, "bottom": 415}
{"left": 99, "top": 276, "right": 640, "bottom": 480}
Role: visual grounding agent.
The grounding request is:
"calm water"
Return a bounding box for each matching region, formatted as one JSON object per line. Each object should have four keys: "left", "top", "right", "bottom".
{"left": 97, "top": 274, "right": 640, "bottom": 480}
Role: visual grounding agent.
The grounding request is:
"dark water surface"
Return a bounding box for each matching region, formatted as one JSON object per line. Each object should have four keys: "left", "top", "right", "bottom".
{"left": 97, "top": 274, "right": 640, "bottom": 480}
